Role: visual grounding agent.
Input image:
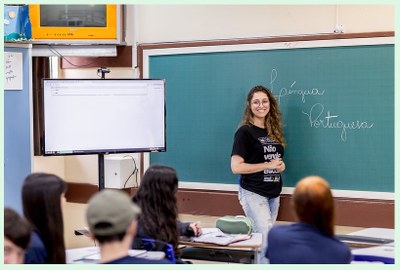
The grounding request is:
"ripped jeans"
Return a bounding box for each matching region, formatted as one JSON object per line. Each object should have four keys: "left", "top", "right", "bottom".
{"left": 238, "top": 186, "right": 280, "bottom": 264}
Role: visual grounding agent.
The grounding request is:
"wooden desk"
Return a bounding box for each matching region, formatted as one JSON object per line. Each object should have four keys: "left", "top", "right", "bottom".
{"left": 349, "top": 228, "right": 395, "bottom": 263}
{"left": 180, "top": 232, "right": 262, "bottom": 264}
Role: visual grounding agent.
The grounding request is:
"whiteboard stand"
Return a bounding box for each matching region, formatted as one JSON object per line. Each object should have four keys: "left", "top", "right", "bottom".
{"left": 97, "top": 68, "right": 110, "bottom": 191}
{"left": 98, "top": 154, "right": 105, "bottom": 191}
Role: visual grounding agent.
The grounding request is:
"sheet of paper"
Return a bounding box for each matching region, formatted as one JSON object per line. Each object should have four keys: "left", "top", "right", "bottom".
{"left": 348, "top": 228, "right": 394, "bottom": 240}
{"left": 4, "top": 52, "right": 23, "bottom": 90}
{"left": 192, "top": 228, "right": 251, "bottom": 246}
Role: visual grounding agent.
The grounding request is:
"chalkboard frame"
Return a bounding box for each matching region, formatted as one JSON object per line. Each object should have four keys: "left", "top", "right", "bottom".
{"left": 138, "top": 32, "right": 394, "bottom": 199}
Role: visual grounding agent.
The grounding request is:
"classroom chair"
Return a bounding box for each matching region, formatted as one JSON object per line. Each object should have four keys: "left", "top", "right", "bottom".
{"left": 352, "top": 254, "right": 394, "bottom": 264}
{"left": 133, "top": 237, "right": 175, "bottom": 263}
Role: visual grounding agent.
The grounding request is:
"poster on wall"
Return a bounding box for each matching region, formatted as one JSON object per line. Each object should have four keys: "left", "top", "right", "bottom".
{"left": 4, "top": 52, "right": 23, "bottom": 90}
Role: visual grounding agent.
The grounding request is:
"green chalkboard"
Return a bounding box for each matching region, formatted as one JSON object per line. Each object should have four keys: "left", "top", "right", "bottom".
{"left": 150, "top": 44, "right": 394, "bottom": 192}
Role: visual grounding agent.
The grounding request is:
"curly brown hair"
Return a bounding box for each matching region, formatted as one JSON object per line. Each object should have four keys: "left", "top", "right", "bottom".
{"left": 133, "top": 165, "right": 180, "bottom": 255}
{"left": 241, "top": 85, "right": 286, "bottom": 146}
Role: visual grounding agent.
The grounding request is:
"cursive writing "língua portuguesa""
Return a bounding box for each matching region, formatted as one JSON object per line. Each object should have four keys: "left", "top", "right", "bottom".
{"left": 270, "top": 69, "right": 325, "bottom": 104}
{"left": 302, "top": 103, "right": 374, "bottom": 142}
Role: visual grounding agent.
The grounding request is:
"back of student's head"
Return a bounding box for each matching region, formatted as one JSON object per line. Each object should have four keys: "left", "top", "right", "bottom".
{"left": 134, "top": 164, "right": 178, "bottom": 214}
{"left": 136, "top": 164, "right": 178, "bottom": 198}
{"left": 86, "top": 189, "right": 141, "bottom": 244}
{"left": 133, "top": 164, "right": 179, "bottom": 251}
{"left": 4, "top": 208, "right": 31, "bottom": 264}
{"left": 293, "top": 176, "right": 335, "bottom": 236}
{"left": 22, "top": 173, "right": 67, "bottom": 263}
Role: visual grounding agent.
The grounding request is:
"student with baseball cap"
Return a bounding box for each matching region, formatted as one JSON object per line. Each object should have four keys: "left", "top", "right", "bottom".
{"left": 86, "top": 189, "right": 171, "bottom": 264}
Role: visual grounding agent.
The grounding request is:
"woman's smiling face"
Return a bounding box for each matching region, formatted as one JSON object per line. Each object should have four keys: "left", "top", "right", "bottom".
{"left": 250, "top": 91, "right": 270, "bottom": 120}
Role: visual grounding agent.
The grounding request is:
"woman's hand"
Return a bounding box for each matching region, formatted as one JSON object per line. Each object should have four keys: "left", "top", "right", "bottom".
{"left": 276, "top": 160, "right": 285, "bottom": 173}
{"left": 189, "top": 221, "right": 202, "bottom": 236}
{"left": 266, "top": 158, "right": 285, "bottom": 172}
{"left": 232, "top": 155, "right": 285, "bottom": 174}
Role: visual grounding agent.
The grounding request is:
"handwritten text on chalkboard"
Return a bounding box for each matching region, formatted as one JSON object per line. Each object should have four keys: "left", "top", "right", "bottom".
{"left": 269, "top": 69, "right": 374, "bottom": 142}
{"left": 270, "top": 69, "right": 325, "bottom": 104}
{"left": 302, "top": 103, "right": 374, "bottom": 142}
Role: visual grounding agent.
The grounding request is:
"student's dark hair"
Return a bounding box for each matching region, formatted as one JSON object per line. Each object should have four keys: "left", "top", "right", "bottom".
{"left": 241, "top": 85, "right": 286, "bottom": 146}
{"left": 293, "top": 176, "right": 335, "bottom": 236}
{"left": 92, "top": 221, "right": 127, "bottom": 244}
{"left": 4, "top": 208, "right": 31, "bottom": 250}
{"left": 133, "top": 164, "right": 180, "bottom": 254}
{"left": 22, "top": 173, "right": 67, "bottom": 263}
{"left": 95, "top": 232, "right": 127, "bottom": 244}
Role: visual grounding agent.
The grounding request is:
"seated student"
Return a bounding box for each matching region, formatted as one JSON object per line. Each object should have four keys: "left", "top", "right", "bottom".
{"left": 132, "top": 164, "right": 202, "bottom": 263}
{"left": 86, "top": 189, "right": 171, "bottom": 264}
{"left": 266, "top": 176, "right": 352, "bottom": 264}
{"left": 22, "top": 173, "right": 68, "bottom": 264}
{"left": 4, "top": 208, "right": 31, "bottom": 264}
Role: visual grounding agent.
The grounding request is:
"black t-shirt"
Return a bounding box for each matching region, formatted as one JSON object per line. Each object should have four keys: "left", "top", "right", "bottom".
{"left": 231, "top": 124, "right": 284, "bottom": 198}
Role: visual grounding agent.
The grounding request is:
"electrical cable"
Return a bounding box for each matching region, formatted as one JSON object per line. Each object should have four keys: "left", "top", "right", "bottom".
{"left": 122, "top": 155, "right": 138, "bottom": 188}
{"left": 47, "top": 44, "right": 101, "bottom": 68}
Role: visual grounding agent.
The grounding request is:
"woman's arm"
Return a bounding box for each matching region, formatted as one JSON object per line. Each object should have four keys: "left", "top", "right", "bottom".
{"left": 231, "top": 155, "right": 285, "bottom": 174}
{"left": 177, "top": 220, "right": 201, "bottom": 237}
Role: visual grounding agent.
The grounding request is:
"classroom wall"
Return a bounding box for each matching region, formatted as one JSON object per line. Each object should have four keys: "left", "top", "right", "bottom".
{"left": 50, "top": 5, "right": 394, "bottom": 187}
{"left": 31, "top": 6, "right": 394, "bottom": 246}
{"left": 62, "top": 4, "right": 394, "bottom": 76}
{"left": 134, "top": 5, "right": 394, "bottom": 43}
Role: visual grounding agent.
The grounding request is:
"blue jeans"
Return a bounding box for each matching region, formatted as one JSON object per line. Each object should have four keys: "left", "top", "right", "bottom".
{"left": 238, "top": 186, "right": 280, "bottom": 263}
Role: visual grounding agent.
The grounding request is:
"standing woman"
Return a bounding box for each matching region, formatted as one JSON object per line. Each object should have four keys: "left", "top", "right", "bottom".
{"left": 231, "top": 85, "right": 286, "bottom": 262}
{"left": 22, "top": 173, "right": 68, "bottom": 264}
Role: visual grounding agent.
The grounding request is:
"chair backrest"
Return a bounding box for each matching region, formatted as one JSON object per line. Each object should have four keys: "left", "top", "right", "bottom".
{"left": 352, "top": 254, "right": 394, "bottom": 264}
{"left": 133, "top": 237, "right": 176, "bottom": 263}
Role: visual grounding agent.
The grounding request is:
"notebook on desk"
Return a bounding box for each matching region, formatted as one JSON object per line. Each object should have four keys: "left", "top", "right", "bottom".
{"left": 191, "top": 228, "right": 251, "bottom": 246}
{"left": 336, "top": 234, "right": 394, "bottom": 245}
{"left": 337, "top": 228, "right": 395, "bottom": 249}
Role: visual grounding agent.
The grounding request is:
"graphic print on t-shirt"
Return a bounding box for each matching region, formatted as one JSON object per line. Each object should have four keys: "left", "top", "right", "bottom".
{"left": 258, "top": 136, "right": 282, "bottom": 183}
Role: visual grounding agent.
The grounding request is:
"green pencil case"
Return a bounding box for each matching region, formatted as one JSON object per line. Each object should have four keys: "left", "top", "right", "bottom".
{"left": 216, "top": 215, "right": 253, "bottom": 235}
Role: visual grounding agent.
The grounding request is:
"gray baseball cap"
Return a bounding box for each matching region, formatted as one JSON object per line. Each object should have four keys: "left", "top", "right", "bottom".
{"left": 86, "top": 189, "right": 141, "bottom": 236}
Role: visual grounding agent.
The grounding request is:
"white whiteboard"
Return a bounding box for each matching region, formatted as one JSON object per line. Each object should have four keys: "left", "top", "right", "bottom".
{"left": 43, "top": 79, "right": 166, "bottom": 155}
